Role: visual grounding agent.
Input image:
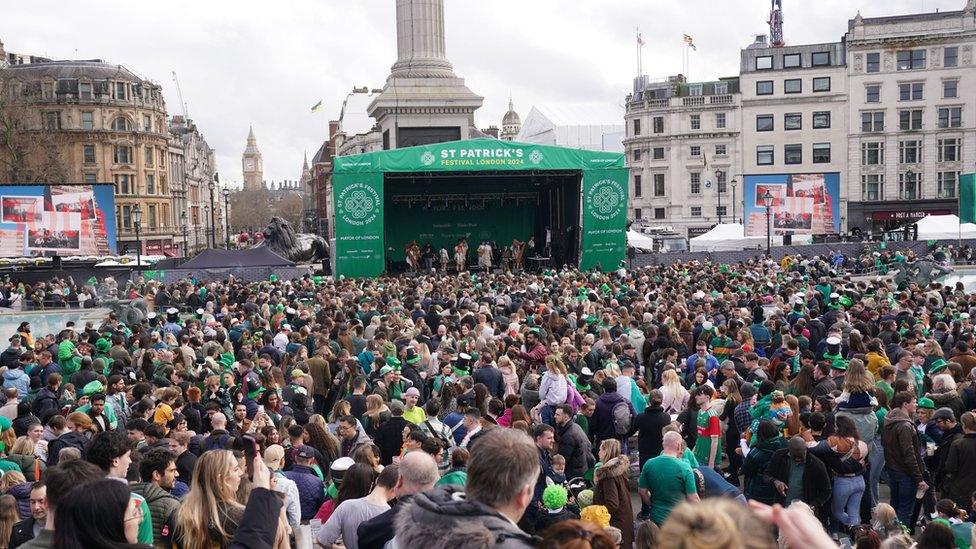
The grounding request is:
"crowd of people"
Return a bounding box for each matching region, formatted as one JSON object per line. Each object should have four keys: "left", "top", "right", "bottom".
{"left": 0, "top": 247, "right": 975, "bottom": 548}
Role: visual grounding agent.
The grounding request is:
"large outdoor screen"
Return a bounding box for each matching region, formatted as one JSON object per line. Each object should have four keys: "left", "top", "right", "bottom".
{"left": 743, "top": 173, "right": 840, "bottom": 237}
{"left": 0, "top": 184, "right": 117, "bottom": 256}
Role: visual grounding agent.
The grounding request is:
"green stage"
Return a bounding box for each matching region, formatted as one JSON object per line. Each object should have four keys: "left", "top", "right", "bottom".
{"left": 332, "top": 139, "right": 627, "bottom": 278}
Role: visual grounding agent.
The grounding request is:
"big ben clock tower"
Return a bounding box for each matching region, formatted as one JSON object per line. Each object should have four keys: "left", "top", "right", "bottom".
{"left": 242, "top": 125, "right": 263, "bottom": 191}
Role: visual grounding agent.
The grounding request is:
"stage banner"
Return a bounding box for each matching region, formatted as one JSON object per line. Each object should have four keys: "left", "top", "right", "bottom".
{"left": 333, "top": 172, "right": 384, "bottom": 278}
{"left": 960, "top": 173, "right": 976, "bottom": 224}
{"left": 743, "top": 173, "right": 840, "bottom": 237}
{"left": 580, "top": 169, "right": 628, "bottom": 270}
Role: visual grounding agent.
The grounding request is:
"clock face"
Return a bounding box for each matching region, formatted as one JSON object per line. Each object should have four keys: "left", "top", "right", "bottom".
{"left": 244, "top": 159, "right": 254, "bottom": 172}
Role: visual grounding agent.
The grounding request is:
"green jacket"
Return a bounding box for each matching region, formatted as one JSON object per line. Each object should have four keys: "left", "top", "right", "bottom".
{"left": 435, "top": 469, "right": 467, "bottom": 488}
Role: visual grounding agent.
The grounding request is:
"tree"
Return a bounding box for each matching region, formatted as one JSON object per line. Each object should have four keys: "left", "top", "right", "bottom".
{"left": 228, "top": 189, "right": 272, "bottom": 233}
{"left": 274, "top": 193, "right": 303, "bottom": 229}
{"left": 0, "top": 68, "right": 71, "bottom": 183}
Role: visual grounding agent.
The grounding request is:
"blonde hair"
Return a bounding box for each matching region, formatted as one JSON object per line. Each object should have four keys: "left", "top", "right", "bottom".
{"left": 659, "top": 498, "right": 775, "bottom": 549}
{"left": 308, "top": 414, "right": 328, "bottom": 431}
{"left": 545, "top": 355, "right": 569, "bottom": 377}
{"left": 662, "top": 369, "right": 685, "bottom": 395}
{"left": 0, "top": 471, "right": 25, "bottom": 494}
{"left": 174, "top": 450, "right": 244, "bottom": 549}
{"left": 843, "top": 359, "right": 875, "bottom": 393}
{"left": 9, "top": 436, "right": 34, "bottom": 457}
{"left": 599, "top": 439, "right": 621, "bottom": 462}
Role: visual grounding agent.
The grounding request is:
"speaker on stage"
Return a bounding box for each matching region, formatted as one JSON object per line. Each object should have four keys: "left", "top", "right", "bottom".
{"left": 52, "top": 254, "right": 62, "bottom": 269}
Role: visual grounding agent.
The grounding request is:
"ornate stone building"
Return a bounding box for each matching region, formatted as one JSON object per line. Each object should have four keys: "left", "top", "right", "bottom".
{"left": 168, "top": 115, "right": 220, "bottom": 254}
{"left": 500, "top": 98, "right": 521, "bottom": 141}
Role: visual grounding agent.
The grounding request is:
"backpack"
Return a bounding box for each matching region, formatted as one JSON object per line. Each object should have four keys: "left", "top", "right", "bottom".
{"left": 611, "top": 401, "right": 632, "bottom": 436}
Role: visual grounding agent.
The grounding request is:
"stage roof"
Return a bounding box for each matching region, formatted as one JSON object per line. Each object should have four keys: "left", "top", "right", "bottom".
{"left": 333, "top": 138, "right": 624, "bottom": 174}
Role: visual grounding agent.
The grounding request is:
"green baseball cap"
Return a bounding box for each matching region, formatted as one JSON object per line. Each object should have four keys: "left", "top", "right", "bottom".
{"left": 918, "top": 397, "right": 935, "bottom": 410}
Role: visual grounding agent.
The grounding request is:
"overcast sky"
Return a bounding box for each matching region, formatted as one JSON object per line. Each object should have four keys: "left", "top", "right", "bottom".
{"left": 2, "top": 0, "right": 963, "bottom": 184}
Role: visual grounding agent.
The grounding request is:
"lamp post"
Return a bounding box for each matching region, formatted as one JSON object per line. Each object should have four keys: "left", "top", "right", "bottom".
{"left": 762, "top": 189, "right": 774, "bottom": 257}
{"left": 132, "top": 204, "right": 143, "bottom": 269}
{"left": 731, "top": 178, "right": 738, "bottom": 223}
{"left": 222, "top": 188, "right": 231, "bottom": 249}
{"left": 180, "top": 211, "right": 189, "bottom": 258}
{"left": 208, "top": 174, "right": 218, "bottom": 249}
{"left": 715, "top": 168, "right": 724, "bottom": 224}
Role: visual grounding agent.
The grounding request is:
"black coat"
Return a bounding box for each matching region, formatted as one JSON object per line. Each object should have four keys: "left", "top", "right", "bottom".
{"left": 634, "top": 406, "right": 671, "bottom": 466}
{"left": 357, "top": 495, "right": 411, "bottom": 549}
{"left": 764, "top": 449, "right": 832, "bottom": 511}
{"left": 8, "top": 516, "right": 36, "bottom": 549}
{"left": 473, "top": 365, "right": 505, "bottom": 399}
{"left": 555, "top": 420, "right": 592, "bottom": 480}
{"left": 374, "top": 415, "right": 409, "bottom": 465}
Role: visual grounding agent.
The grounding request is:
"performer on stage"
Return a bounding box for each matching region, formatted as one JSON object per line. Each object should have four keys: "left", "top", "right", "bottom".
{"left": 405, "top": 241, "right": 420, "bottom": 272}
{"left": 478, "top": 241, "right": 492, "bottom": 271}
{"left": 439, "top": 246, "right": 449, "bottom": 272}
{"left": 455, "top": 238, "right": 468, "bottom": 272}
{"left": 501, "top": 246, "right": 512, "bottom": 272}
{"left": 511, "top": 238, "right": 525, "bottom": 270}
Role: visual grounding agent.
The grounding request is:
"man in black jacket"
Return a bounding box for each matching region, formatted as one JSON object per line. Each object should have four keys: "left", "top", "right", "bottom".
{"left": 357, "top": 451, "right": 439, "bottom": 549}
{"left": 9, "top": 482, "right": 45, "bottom": 548}
{"left": 472, "top": 352, "right": 505, "bottom": 399}
{"left": 764, "top": 436, "right": 832, "bottom": 524}
{"left": 635, "top": 390, "right": 672, "bottom": 469}
{"left": 374, "top": 401, "right": 409, "bottom": 465}
{"left": 553, "top": 404, "right": 591, "bottom": 480}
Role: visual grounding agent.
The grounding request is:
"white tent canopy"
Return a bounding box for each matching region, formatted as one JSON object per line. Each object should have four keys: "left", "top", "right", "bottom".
{"left": 914, "top": 214, "right": 976, "bottom": 240}
{"left": 627, "top": 230, "right": 656, "bottom": 251}
{"left": 516, "top": 104, "right": 624, "bottom": 152}
{"left": 689, "top": 223, "right": 783, "bottom": 252}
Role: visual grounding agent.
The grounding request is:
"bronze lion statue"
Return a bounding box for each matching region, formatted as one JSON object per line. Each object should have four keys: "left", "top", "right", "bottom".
{"left": 255, "top": 216, "right": 329, "bottom": 263}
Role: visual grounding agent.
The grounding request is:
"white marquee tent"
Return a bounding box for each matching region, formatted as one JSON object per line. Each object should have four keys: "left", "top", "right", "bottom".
{"left": 689, "top": 223, "right": 782, "bottom": 252}
{"left": 516, "top": 104, "right": 624, "bottom": 152}
{"left": 627, "top": 230, "right": 656, "bottom": 251}
{"left": 914, "top": 214, "right": 976, "bottom": 240}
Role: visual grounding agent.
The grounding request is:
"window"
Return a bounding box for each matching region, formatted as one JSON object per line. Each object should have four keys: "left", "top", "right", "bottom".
{"left": 145, "top": 146, "right": 154, "bottom": 167}
{"left": 653, "top": 116, "right": 664, "bottom": 133}
{"left": 79, "top": 82, "right": 92, "bottom": 99}
{"left": 866, "top": 52, "right": 880, "bottom": 73}
{"left": 690, "top": 114, "right": 700, "bottom": 130}
{"left": 654, "top": 208, "right": 666, "bottom": 220}
{"left": 42, "top": 111, "right": 60, "bottom": 130}
{"left": 862, "top": 174, "right": 883, "bottom": 200}
{"left": 756, "top": 81, "right": 773, "bottom": 95}
{"left": 715, "top": 144, "right": 727, "bottom": 156}
{"left": 944, "top": 80, "right": 958, "bottom": 98}
{"left": 756, "top": 56, "right": 773, "bottom": 70}
{"left": 899, "top": 82, "right": 923, "bottom": 101}
{"left": 939, "top": 107, "right": 962, "bottom": 128}
{"left": 784, "top": 79, "right": 802, "bottom": 94}
{"left": 114, "top": 145, "right": 132, "bottom": 164}
{"left": 897, "top": 49, "right": 926, "bottom": 70}
{"left": 143, "top": 115, "right": 152, "bottom": 132}
{"left": 862, "top": 142, "right": 885, "bottom": 165}
{"left": 714, "top": 82, "right": 728, "bottom": 94}
{"left": 119, "top": 205, "right": 131, "bottom": 229}
{"left": 899, "top": 109, "right": 922, "bottom": 130}
{"left": 757, "top": 145, "right": 774, "bottom": 165}
{"left": 785, "top": 113, "right": 802, "bottom": 130}
{"left": 690, "top": 172, "right": 701, "bottom": 194}
{"left": 112, "top": 117, "right": 131, "bottom": 131}
{"left": 783, "top": 53, "right": 801, "bottom": 68}
{"left": 939, "top": 171, "right": 959, "bottom": 198}
{"left": 899, "top": 140, "right": 921, "bottom": 164}
{"left": 634, "top": 208, "right": 643, "bottom": 220}
{"left": 81, "top": 111, "right": 93, "bottom": 130}
{"left": 112, "top": 81, "right": 127, "bottom": 100}
{"left": 83, "top": 145, "right": 96, "bottom": 164}
{"left": 898, "top": 171, "right": 921, "bottom": 199}
{"left": 812, "top": 77, "right": 831, "bottom": 92}
{"left": 784, "top": 144, "right": 802, "bottom": 164}
{"left": 633, "top": 174, "right": 642, "bottom": 197}
{"left": 691, "top": 206, "right": 702, "bottom": 217}
{"left": 866, "top": 85, "right": 881, "bottom": 103}
{"left": 147, "top": 174, "right": 155, "bottom": 195}
{"left": 653, "top": 174, "right": 665, "bottom": 196}
{"left": 717, "top": 171, "right": 727, "bottom": 193}
{"left": 812, "top": 51, "right": 830, "bottom": 66}
{"left": 716, "top": 206, "right": 727, "bottom": 218}
{"left": 148, "top": 205, "right": 157, "bottom": 228}
{"left": 813, "top": 111, "right": 831, "bottom": 129}
{"left": 813, "top": 143, "right": 831, "bottom": 164}
{"left": 939, "top": 138, "right": 960, "bottom": 162}
{"left": 944, "top": 46, "right": 958, "bottom": 68}
{"left": 41, "top": 82, "right": 53, "bottom": 100}
{"left": 756, "top": 114, "right": 774, "bottom": 132}
{"left": 633, "top": 119, "right": 641, "bottom": 136}
{"left": 652, "top": 147, "right": 664, "bottom": 160}
{"left": 633, "top": 148, "right": 641, "bottom": 162}
{"left": 690, "top": 145, "right": 701, "bottom": 157}
{"left": 862, "top": 111, "right": 884, "bottom": 132}
{"left": 115, "top": 174, "right": 132, "bottom": 195}
{"left": 715, "top": 112, "right": 726, "bottom": 129}
{"left": 84, "top": 173, "right": 97, "bottom": 184}
{"left": 689, "top": 84, "right": 703, "bottom": 96}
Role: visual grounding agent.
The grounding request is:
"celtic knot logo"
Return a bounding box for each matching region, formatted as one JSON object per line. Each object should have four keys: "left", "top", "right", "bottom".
{"left": 421, "top": 151, "right": 435, "bottom": 166}
{"left": 337, "top": 182, "right": 380, "bottom": 226}
{"left": 528, "top": 150, "right": 544, "bottom": 165}
{"left": 586, "top": 179, "right": 625, "bottom": 221}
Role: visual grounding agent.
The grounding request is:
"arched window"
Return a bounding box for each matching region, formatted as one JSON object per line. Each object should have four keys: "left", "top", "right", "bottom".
{"left": 112, "top": 117, "right": 131, "bottom": 131}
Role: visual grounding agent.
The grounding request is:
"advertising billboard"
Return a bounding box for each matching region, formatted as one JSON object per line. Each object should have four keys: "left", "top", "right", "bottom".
{"left": 743, "top": 173, "right": 840, "bottom": 237}
{"left": 0, "top": 184, "right": 117, "bottom": 256}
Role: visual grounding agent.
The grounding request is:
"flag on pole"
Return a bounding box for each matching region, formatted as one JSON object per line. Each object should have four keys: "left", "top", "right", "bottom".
{"left": 960, "top": 173, "right": 976, "bottom": 223}
{"left": 310, "top": 100, "right": 323, "bottom": 113}
{"left": 683, "top": 34, "right": 697, "bottom": 51}
{"left": 637, "top": 31, "right": 645, "bottom": 46}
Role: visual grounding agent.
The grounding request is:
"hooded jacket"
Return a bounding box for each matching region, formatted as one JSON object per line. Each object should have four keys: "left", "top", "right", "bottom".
{"left": 0, "top": 346, "right": 22, "bottom": 370}
{"left": 882, "top": 408, "right": 923, "bottom": 480}
{"left": 6, "top": 454, "right": 44, "bottom": 482}
{"left": 555, "top": 419, "right": 592, "bottom": 480}
{"left": 591, "top": 390, "right": 634, "bottom": 444}
{"left": 392, "top": 486, "right": 536, "bottom": 549}
{"left": 282, "top": 464, "right": 324, "bottom": 522}
{"left": 7, "top": 481, "right": 32, "bottom": 520}
{"left": 47, "top": 431, "right": 89, "bottom": 467}
{"left": 2, "top": 368, "right": 29, "bottom": 396}
{"left": 593, "top": 456, "right": 634, "bottom": 549}
{"left": 130, "top": 482, "right": 180, "bottom": 544}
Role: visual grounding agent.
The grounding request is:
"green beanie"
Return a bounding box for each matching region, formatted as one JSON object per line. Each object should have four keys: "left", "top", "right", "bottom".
{"left": 543, "top": 485, "right": 568, "bottom": 510}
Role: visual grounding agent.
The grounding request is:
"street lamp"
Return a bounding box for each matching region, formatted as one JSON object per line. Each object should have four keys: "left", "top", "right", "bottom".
{"left": 180, "top": 211, "right": 189, "bottom": 259}
{"left": 209, "top": 174, "right": 218, "bottom": 249}
{"left": 222, "top": 188, "right": 231, "bottom": 249}
{"left": 715, "top": 168, "right": 724, "bottom": 224}
{"left": 204, "top": 205, "right": 210, "bottom": 248}
{"left": 731, "top": 178, "right": 738, "bottom": 224}
{"left": 132, "top": 204, "right": 143, "bottom": 269}
{"left": 761, "top": 188, "right": 774, "bottom": 257}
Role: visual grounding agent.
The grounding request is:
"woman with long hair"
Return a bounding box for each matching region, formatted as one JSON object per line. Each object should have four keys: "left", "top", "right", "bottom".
{"left": 363, "top": 395, "right": 390, "bottom": 437}
{"left": 810, "top": 414, "right": 869, "bottom": 533}
{"left": 303, "top": 423, "right": 340, "bottom": 470}
{"left": 660, "top": 369, "right": 689, "bottom": 414}
{"left": 592, "top": 438, "right": 634, "bottom": 549}
{"left": 173, "top": 450, "right": 246, "bottom": 549}
{"left": 788, "top": 364, "right": 816, "bottom": 398}
{"left": 719, "top": 379, "right": 743, "bottom": 481}
{"left": 0, "top": 495, "right": 18, "bottom": 549}
{"left": 538, "top": 355, "right": 569, "bottom": 426}
{"left": 6, "top": 436, "right": 43, "bottom": 482}
{"left": 313, "top": 462, "right": 377, "bottom": 523}
{"left": 352, "top": 442, "right": 383, "bottom": 473}
{"left": 54, "top": 480, "right": 146, "bottom": 549}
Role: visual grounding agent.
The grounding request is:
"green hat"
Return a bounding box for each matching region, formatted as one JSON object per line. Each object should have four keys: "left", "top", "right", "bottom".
{"left": 269, "top": 274, "right": 279, "bottom": 282}
{"left": 82, "top": 380, "right": 104, "bottom": 396}
{"left": 95, "top": 338, "right": 111, "bottom": 353}
{"left": 928, "top": 358, "right": 948, "bottom": 375}
{"left": 219, "top": 352, "right": 236, "bottom": 370}
{"left": 830, "top": 359, "right": 848, "bottom": 371}
{"left": 0, "top": 416, "right": 11, "bottom": 432}
{"left": 543, "top": 485, "right": 569, "bottom": 510}
{"left": 379, "top": 365, "right": 394, "bottom": 376}
{"left": 918, "top": 397, "right": 936, "bottom": 410}
{"left": 386, "top": 357, "right": 401, "bottom": 369}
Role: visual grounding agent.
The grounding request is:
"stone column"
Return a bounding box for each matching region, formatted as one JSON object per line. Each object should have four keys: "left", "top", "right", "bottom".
{"left": 390, "top": 0, "right": 456, "bottom": 78}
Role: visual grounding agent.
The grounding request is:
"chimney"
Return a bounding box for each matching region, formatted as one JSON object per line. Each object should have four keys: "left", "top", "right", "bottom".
{"left": 329, "top": 120, "right": 340, "bottom": 138}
